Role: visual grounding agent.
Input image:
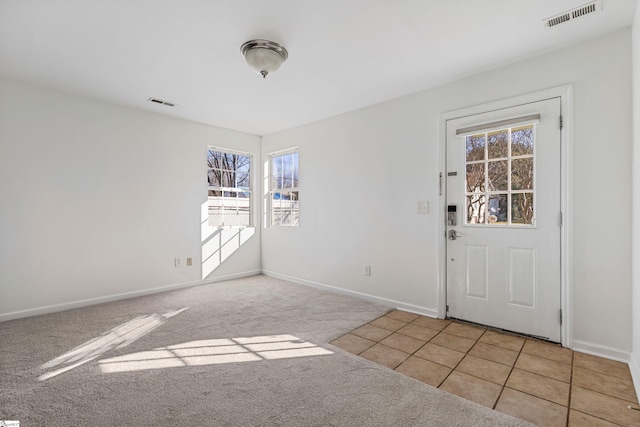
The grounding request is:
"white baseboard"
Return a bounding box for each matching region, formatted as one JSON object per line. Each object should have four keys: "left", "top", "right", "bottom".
{"left": 630, "top": 353, "right": 640, "bottom": 404}
{"left": 572, "top": 339, "right": 631, "bottom": 364}
{"left": 0, "top": 269, "right": 261, "bottom": 322}
{"left": 262, "top": 270, "right": 440, "bottom": 318}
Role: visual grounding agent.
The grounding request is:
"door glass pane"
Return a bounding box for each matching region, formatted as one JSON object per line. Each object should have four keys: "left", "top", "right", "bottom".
{"left": 488, "top": 194, "right": 508, "bottom": 224}
{"left": 488, "top": 160, "right": 508, "bottom": 191}
{"left": 466, "top": 163, "right": 485, "bottom": 192}
{"left": 512, "top": 158, "right": 533, "bottom": 190}
{"left": 511, "top": 125, "right": 534, "bottom": 156}
{"left": 512, "top": 193, "right": 534, "bottom": 224}
{"left": 466, "top": 134, "right": 485, "bottom": 161}
{"left": 467, "top": 194, "right": 486, "bottom": 224}
{"left": 487, "top": 129, "right": 508, "bottom": 159}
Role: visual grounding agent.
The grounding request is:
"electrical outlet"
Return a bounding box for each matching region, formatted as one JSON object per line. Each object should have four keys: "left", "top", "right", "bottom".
{"left": 174, "top": 258, "right": 181, "bottom": 267}
{"left": 417, "top": 201, "right": 429, "bottom": 214}
{"left": 186, "top": 257, "right": 193, "bottom": 267}
{"left": 364, "top": 265, "right": 371, "bottom": 276}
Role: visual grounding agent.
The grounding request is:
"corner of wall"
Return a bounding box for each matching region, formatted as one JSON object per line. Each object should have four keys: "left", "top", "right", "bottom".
{"left": 631, "top": 0, "right": 640, "bottom": 401}
{"left": 631, "top": 353, "right": 640, "bottom": 404}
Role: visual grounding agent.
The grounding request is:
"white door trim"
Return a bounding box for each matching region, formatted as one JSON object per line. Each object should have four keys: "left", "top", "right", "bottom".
{"left": 438, "top": 85, "right": 573, "bottom": 348}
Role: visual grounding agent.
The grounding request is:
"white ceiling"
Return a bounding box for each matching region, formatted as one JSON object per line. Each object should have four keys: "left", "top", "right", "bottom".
{"left": 0, "top": 0, "right": 637, "bottom": 136}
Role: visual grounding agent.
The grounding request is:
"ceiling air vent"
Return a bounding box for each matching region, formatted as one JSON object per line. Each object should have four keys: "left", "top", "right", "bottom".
{"left": 147, "top": 97, "right": 176, "bottom": 107}
{"left": 543, "top": 0, "right": 602, "bottom": 28}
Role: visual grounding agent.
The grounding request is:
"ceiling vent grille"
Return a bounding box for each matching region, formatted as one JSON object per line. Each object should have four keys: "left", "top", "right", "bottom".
{"left": 544, "top": 1, "right": 602, "bottom": 28}
{"left": 147, "top": 97, "right": 175, "bottom": 107}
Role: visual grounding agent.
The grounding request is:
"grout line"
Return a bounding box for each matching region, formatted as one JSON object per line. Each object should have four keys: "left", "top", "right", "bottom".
{"left": 433, "top": 329, "right": 456, "bottom": 387}
{"left": 492, "top": 336, "right": 526, "bottom": 410}
{"left": 439, "top": 329, "right": 486, "bottom": 388}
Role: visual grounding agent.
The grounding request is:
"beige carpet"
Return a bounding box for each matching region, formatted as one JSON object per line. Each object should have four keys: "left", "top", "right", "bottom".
{"left": 0, "top": 275, "right": 531, "bottom": 426}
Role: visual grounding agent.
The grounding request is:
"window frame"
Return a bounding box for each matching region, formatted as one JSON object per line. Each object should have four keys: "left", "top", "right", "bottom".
{"left": 207, "top": 146, "right": 253, "bottom": 228}
{"left": 268, "top": 148, "right": 299, "bottom": 228}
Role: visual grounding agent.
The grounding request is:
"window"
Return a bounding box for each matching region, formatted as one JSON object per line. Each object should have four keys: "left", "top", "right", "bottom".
{"left": 465, "top": 124, "right": 535, "bottom": 225}
{"left": 207, "top": 148, "right": 252, "bottom": 227}
{"left": 269, "top": 149, "right": 299, "bottom": 227}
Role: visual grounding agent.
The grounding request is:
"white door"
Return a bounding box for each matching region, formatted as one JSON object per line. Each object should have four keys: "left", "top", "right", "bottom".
{"left": 446, "top": 98, "right": 562, "bottom": 342}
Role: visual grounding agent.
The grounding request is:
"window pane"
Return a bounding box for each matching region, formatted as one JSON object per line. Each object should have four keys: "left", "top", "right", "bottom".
{"left": 271, "top": 191, "right": 299, "bottom": 226}
{"left": 466, "top": 163, "right": 485, "bottom": 192}
{"left": 466, "top": 134, "right": 485, "bottom": 162}
{"left": 271, "top": 156, "right": 284, "bottom": 190}
{"left": 512, "top": 125, "right": 534, "bottom": 156}
{"left": 293, "top": 153, "right": 299, "bottom": 187}
{"left": 208, "top": 169, "right": 221, "bottom": 187}
{"left": 467, "top": 194, "right": 486, "bottom": 224}
{"left": 487, "top": 129, "right": 508, "bottom": 159}
{"left": 209, "top": 152, "right": 227, "bottom": 171}
{"left": 236, "top": 171, "right": 250, "bottom": 189}
{"left": 207, "top": 150, "right": 216, "bottom": 168}
{"left": 512, "top": 158, "right": 533, "bottom": 190}
{"left": 282, "top": 154, "right": 294, "bottom": 189}
{"left": 271, "top": 193, "right": 283, "bottom": 226}
{"left": 512, "top": 193, "right": 534, "bottom": 225}
{"left": 223, "top": 153, "right": 236, "bottom": 171}
{"left": 284, "top": 191, "right": 299, "bottom": 226}
{"left": 208, "top": 201, "right": 225, "bottom": 227}
{"left": 488, "top": 194, "right": 508, "bottom": 224}
{"left": 221, "top": 171, "right": 235, "bottom": 188}
{"left": 488, "top": 160, "right": 508, "bottom": 191}
{"left": 236, "top": 155, "right": 251, "bottom": 171}
{"left": 270, "top": 151, "right": 299, "bottom": 227}
{"left": 208, "top": 149, "right": 252, "bottom": 227}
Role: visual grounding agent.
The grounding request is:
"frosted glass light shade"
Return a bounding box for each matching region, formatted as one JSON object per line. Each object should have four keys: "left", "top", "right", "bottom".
{"left": 241, "top": 39, "right": 288, "bottom": 78}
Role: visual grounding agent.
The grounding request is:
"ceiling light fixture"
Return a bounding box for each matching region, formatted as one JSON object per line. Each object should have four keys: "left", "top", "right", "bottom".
{"left": 240, "top": 39, "right": 288, "bottom": 78}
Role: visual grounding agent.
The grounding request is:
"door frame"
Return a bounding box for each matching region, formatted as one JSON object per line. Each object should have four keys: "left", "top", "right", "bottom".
{"left": 437, "top": 85, "right": 573, "bottom": 348}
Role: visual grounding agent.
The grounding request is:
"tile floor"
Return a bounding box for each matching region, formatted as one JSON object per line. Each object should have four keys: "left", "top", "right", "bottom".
{"left": 331, "top": 310, "right": 640, "bottom": 427}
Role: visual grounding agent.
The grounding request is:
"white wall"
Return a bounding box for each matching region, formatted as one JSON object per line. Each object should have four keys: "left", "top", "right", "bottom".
{"left": 0, "top": 77, "right": 261, "bottom": 320}
{"left": 262, "top": 29, "right": 633, "bottom": 356}
{"left": 631, "top": 2, "right": 640, "bottom": 391}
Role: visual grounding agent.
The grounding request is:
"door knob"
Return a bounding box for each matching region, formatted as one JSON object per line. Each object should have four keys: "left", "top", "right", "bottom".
{"left": 448, "top": 229, "right": 463, "bottom": 240}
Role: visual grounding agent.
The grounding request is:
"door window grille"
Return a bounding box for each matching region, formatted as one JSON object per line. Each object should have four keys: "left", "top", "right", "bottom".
{"left": 464, "top": 124, "right": 535, "bottom": 225}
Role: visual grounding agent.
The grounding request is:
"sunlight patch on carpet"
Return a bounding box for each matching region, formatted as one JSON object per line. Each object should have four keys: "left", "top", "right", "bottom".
{"left": 38, "top": 307, "right": 189, "bottom": 381}
{"left": 98, "top": 335, "right": 333, "bottom": 373}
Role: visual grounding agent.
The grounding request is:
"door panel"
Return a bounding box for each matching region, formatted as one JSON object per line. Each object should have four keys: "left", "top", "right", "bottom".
{"left": 465, "top": 245, "right": 488, "bottom": 300}
{"left": 507, "top": 247, "right": 536, "bottom": 308}
{"left": 446, "top": 98, "right": 561, "bottom": 342}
